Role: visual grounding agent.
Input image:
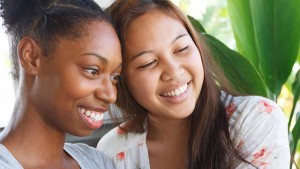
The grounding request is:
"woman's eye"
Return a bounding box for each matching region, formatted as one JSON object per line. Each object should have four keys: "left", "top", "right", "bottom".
{"left": 137, "top": 60, "right": 157, "bottom": 69}
{"left": 85, "top": 68, "right": 99, "bottom": 76}
{"left": 175, "top": 45, "right": 189, "bottom": 53}
{"left": 110, "top": 74, "right": 122, "bottom": 85}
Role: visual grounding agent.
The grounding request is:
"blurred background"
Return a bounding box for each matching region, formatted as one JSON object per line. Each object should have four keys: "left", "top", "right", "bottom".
{"left": 0, "top": 0, "right": 300, "bottom": 166}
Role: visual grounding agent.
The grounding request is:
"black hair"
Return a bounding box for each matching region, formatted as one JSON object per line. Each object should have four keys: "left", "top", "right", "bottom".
{"left": 0, "top": 0, "right": 110, "bottom": 81}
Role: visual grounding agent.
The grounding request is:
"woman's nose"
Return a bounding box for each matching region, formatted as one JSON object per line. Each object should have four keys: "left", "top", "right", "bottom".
{"left": 160, "top": 59, "right": 184, "bottom": 81}
{"left": 94, "top": 76, "right": 117, "bottom": 104}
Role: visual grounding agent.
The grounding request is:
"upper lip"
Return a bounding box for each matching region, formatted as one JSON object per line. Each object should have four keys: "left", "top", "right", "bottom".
{"left": 79, "top": 105, "right": 109, "bottom": 113}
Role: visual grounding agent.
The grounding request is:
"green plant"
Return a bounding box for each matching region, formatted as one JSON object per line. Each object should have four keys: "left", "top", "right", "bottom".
{"left": 188, "top": 0, "right": 300, "bottom": 168}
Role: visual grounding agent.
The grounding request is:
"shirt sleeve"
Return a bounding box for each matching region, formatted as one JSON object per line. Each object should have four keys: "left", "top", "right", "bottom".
{"left": 228, "top": 97, "right": 290, "bottom": 169}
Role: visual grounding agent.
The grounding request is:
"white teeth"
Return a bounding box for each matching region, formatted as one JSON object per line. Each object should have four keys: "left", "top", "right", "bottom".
{"left": 95, "top": 114, "right": 101, "bottom": 121}
{"left": 99, "top": 113, "right": 104, "bottom": 120}
{"left": 175, "top": 89, "right": 180, "bottom": 95}
{"left": 171, "top": 91, "right": 175, "bottom": 96}
{"left": 80, "top": 108, "right": 85, "bottom": 114}
{"left": 179, "top": 86, "right": 184, "bottom": 93}
{"left": 94, "top": 113, "right": 104, "bottom": 121}
{"left": 162, "top": 83, "right": 188, "bottom": 97}
{"left": 79, "top": 107, "right": 104, "bottom": 122}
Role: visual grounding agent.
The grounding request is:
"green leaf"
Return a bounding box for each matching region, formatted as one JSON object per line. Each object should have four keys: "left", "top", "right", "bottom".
{"left": 297, "top": 46, "right": 300, "bottom": 64}
{"left": 290, "top": 112, "right": 300, "bottom": 166}
{"left": 227, "top": 0, "right": 300, "bottom": 96}
{"left": 188, "top": 15, "right": 206, "bottom": 33}
{"left": 226, "top": 0, "right": 259, "bottom": 65}
{"left": 202, "top": 34, "right": 269, "bottom": 97}
{"left": 288, "top": 70, "right": 300, "bottom": 130}
{"left": 292, "top": 70, "right": 300, "bottom": 108}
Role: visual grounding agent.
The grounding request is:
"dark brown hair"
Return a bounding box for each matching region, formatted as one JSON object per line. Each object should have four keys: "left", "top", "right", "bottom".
{"left": 107, "top": 0, "right": 253, "bottom": 168}
{"left": 0, "top": 0, "right": 111, "bottom": 83}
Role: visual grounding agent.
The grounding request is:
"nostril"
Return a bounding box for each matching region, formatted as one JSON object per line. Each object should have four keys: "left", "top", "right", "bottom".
{"left": 95, "top": 87, "right": 117, "bottom": 104}
{"left": 94, "top": 77, "right": 117, "bottom": 104}
{"left": 161, "top": 64, "right": 183, "bottom": 81}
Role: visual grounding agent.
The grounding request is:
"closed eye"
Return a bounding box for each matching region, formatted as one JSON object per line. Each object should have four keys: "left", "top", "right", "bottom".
{"left": 137, "top": 60, "right": 157, "bottom": 69}
{"left": 175, "top": 45, "right": 189, "bottom": 54}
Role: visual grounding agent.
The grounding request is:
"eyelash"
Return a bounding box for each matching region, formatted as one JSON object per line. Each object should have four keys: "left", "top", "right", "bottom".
{"left": 136, "top": 46, "right": 188, "bottom": 69}
{"left": 85, "top": 68, "right": 121, "bottom": 85}
{"left": 85, "top": 67, "right": 100, "bottom": 76}
{"left": 175, "top": 45, "right": 189, "bottom": 53}
{"left": 110, "top": 74, "right": 122, "bottom": 85}
{"left": 138, "top": 60, "right": 157, "bottom": 69}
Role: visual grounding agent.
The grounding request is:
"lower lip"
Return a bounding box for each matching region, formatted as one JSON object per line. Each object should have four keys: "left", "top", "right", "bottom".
{"left": 79, "top": 112, "right": 103, "bottom": 130}
{"left": 161, "top": 84, "right": 190, "bottom": 103}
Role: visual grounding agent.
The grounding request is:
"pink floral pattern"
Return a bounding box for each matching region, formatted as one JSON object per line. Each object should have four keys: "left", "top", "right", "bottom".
{"left": 251, "top": 147, "right": 271, "bottom": 168}
{"left": 98, "top": 95, "right": 290, "bottom": 169}
{"left": 258, "top": 100, "right": 276, "bottom": 113}
{"left": 226, "top": 102, "right": 237, "bottom": 117}
{"left": 117, "top": 152, "right": 125, "bottom": 160}
{"left": 236, "top": 140, "right": 244, "bottom": 150}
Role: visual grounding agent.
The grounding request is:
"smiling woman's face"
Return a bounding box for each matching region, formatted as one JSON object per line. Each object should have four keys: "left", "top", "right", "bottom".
{"left": 31, "top": 21, "right": 122, "bottom": 136}
{"left": 124, "top": 9, "right": 204, "bottom": 121}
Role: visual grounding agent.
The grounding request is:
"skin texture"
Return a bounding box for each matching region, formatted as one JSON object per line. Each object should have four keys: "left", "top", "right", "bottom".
{"left": 0, "top": 21, "right": 121, "bottom": 168}
{"left": 124, "top": 9, "right": 204, "bottom": 169}
{"left": 125, "top": 9, "right": 204, "bottom": 122}
{"left": 31, "top": 21, "right": 121, "bottom": 136}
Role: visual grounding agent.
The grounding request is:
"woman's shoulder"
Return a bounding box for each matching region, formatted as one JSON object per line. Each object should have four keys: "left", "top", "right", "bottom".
{"left": 222, "top": 94, "right": 290, "bottom": 168}
{"left": 223, "top": 94, "right": 287, "bottom": 139}
{"left": 222, "top": 93, "right": 285, "bottom": 123}
{"left": 97, "top": 126, "right": 147, "bottom": 158}
{"left": 0, "top": 144, "right": 23, "bottom": 169}
{"left": 64, "top": 143, "right": 115, "bottom": 168}
{"left": 64, "top": 142, "right": 102, "bottom": 155}
{"left": 224, "top": 94, "right": 287, "bottom": 136}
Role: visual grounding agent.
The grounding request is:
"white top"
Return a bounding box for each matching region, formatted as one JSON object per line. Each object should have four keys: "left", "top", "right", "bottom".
{"left": 97, "top": 95, "right": 290, "bottom": 169}
{"left": 0, "top": 143, "right": 116, "bottom": 169}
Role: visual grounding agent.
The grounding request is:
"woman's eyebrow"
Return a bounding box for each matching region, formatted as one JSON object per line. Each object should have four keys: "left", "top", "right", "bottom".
{"left": 130, "top": 50, "right": 154, "bottom": 61}
{"left": 130, "top": 34, "right": 188, "bottom": 61}
{"left": 172, "top": 33, "right": 188, "bottom": 44}
{"left": 81, "top": 52, "right": 108, "bottom": 65}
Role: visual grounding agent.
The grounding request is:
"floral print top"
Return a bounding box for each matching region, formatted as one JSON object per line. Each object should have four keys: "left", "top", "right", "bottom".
{"left": 97, "top": 94, "right": 290, "bottom": 169}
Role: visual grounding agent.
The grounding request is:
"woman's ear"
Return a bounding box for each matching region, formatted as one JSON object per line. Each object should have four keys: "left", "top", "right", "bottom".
{"left": 17, "top": 37, "right": 41, "bottom": 75}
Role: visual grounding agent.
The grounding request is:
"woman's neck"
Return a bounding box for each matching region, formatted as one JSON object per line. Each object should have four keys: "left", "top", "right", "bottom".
{"left": 147, "top": 115, "right": 190, "bottom": 142}
{"left": 0, "top": 101, "right": 67, "bottom": 167}
{"left": 146, "top": 116, "right": 191, "bottom": 169}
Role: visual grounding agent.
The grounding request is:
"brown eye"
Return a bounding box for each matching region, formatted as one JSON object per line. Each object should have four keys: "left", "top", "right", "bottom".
{"left": 85, "top": 68, "right": 100, "bottom": 76}
{"left": 110, "top": 74, "right": 121, "bottom": 85}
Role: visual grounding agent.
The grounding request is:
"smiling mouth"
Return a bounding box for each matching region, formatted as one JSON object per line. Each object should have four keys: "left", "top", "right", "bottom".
{"left": 78, "top": 107, "right": 104, "bottom": 122}
{"left": 160, "top": 83, "right": 188, "bottom": 97}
